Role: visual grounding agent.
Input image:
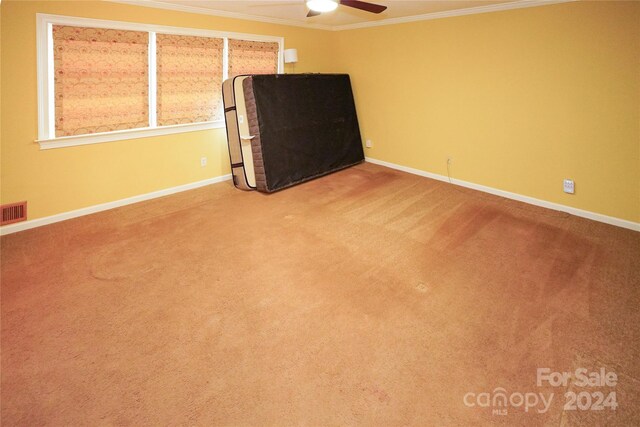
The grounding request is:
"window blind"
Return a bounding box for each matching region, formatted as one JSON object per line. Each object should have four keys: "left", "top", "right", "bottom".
{"left": 53, "top": 25, "right": 149, "bottom": 137}
{"left": 228, "top": 39, "right": 279, "bottom": 79}
{"left": 156, "top": 34, "right": 224, "bottom": 126}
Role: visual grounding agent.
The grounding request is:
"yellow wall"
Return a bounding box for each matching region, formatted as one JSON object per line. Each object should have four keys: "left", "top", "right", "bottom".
{"left": 335, "top": 1, "right": 640, "bottom": 223}
{"left": 2, "top": 1, "right": 639, "bottom": 224}
{"left": 0, "top": 0, "right": 337, "bottom": 220}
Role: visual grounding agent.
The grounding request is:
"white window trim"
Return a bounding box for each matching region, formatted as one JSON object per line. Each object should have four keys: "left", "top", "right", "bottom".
{"left": 36, "top": 13, "right": 285, "bottom": 150}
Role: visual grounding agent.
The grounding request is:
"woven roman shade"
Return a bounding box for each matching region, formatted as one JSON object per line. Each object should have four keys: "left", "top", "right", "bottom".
{"left": 228, "top": 39, "right": 279, "bottom": 79}
{"left": 156, "top": 34, "right": 224, "bottom": 126}
{"left": 53, "top": 25, "right": 149, "bottom": 136}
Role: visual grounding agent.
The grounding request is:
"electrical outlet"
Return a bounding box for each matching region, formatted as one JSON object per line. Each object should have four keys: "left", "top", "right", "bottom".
{"left": 563, "top": 179, "right": 575, "bottom": 194}
{"left": 447, "top": 156, "right": 453, "bottom": 165}
{"left": 365, "top": 139, "right": 373, "bottom": 148}
{"left": 238, "top": 115, "right": 244, "bottom": 124}
{"left": 200, "top": 157, "right": 207, "bottom": 167}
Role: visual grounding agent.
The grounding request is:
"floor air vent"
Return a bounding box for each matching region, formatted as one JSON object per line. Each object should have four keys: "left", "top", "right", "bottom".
{"left": 1, "top": 201, "right": 27, "bottom": 225}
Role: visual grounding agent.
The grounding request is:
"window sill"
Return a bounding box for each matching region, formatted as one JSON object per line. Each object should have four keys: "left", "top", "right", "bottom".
{"left": 36, "top": 120, "right": 225, "bottom": 150}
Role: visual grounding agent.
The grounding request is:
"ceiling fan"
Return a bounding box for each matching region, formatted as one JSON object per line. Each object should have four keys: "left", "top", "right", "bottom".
{"left": 306, "top": 0, "right": 387, "bottom": 17}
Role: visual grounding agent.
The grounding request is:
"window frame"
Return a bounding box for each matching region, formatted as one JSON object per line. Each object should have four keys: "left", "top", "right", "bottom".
{"left": 36, "top": 13, "right": 284, "bottom": 150}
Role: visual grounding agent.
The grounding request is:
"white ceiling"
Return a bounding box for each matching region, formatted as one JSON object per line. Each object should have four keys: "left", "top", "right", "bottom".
{"left": 125, "top": 0, "right": 535, "bottom": 30}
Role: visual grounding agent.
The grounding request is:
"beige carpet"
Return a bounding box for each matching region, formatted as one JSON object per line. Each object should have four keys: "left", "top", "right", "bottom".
{"left": 2, "top": 162, "right": 639, "bottom": 425}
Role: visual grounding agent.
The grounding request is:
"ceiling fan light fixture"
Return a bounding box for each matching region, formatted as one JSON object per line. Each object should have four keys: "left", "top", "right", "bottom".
{"left": 306, "top": 0, "right": 338, "bottom": 13}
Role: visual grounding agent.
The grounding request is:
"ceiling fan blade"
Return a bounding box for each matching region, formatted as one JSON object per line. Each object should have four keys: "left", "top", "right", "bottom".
{"left": 307, "top": 9, "right": 322, "bottom": 17}
{"left": 339, "top": 0, "right": 387, "bottom": 14}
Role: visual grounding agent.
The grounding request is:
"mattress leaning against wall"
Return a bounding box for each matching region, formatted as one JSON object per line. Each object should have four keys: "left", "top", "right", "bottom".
{"left": 223, "top": 73, "right": 365, "bottom": 193}
{"left": 222, "top": 76, "right": 256, "bottom": 191}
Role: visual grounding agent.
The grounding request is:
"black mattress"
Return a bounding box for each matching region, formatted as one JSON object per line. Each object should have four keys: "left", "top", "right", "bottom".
{"left": 224, "top": 73, "right": 365, "bottom": 193}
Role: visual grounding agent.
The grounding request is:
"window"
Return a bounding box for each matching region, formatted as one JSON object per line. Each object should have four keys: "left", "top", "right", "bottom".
{"left": 53, "top": 26, "right": 150, "bottom": 136}
{"left": 156, "top": 34, "right": 224, "bottom": 126}
{"left": 228, "top": 39, "right": 280, "bottom": 79}
{"left": 36, "top": 14, "right": 284, "bottom": 149}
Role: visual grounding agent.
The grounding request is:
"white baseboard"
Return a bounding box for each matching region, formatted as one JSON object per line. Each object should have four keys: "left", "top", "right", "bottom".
{"left": 365, "top": 157, "right": 640, "bottom": 232}
{"left": 3, "top": 162, "right": 638, "bottom": 235}
{"left": 0, "top": 174, "right": 232, "bottom": 236}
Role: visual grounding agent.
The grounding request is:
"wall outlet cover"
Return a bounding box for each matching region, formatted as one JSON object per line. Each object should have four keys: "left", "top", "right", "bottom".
{"left": 563, "top": 179, "right": 575, "bottom": 194}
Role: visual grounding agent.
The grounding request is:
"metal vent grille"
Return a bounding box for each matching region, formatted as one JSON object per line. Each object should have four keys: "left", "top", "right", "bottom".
{"left": 1, "top": 201, "right": 27, "bottom": 225}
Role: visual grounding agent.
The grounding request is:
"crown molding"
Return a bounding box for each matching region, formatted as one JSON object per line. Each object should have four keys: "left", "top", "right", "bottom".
{"left": 106, "top": 0, "right": 577, "bottom": 32}
{"left": 107, "top": 0, "right": 334, "bottom": 31}
{"left": 333, "top": 0, "right": 577, "bottom": 31}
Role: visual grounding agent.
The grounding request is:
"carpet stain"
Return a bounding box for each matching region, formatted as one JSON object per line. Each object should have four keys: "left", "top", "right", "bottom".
{"left": 415, "top": 282, "right": 429, "bottom": 293}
